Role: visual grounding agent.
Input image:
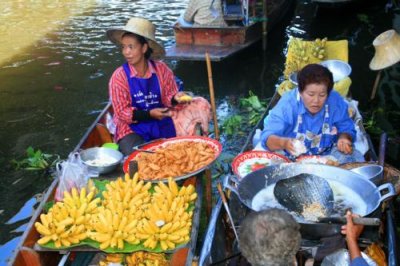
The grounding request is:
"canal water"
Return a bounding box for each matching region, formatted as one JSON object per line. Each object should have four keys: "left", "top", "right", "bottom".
{"left": 0, "top": 0, "right": 398, "bottom": 264}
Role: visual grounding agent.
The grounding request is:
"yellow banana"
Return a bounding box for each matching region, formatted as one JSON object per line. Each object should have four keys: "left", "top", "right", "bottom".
{"left": 35, "top": 222, "right": 52, "bottom": 236}
{"left": 168, "top": 177, "right": 179, "bottom": 196}
{"left": 37, "top": 235, "right": 52, "bottom": 245}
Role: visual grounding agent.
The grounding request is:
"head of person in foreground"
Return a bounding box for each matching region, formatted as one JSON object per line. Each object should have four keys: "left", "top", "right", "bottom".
{"left": 238, "top": 208, "right": 301, "bottom": 266}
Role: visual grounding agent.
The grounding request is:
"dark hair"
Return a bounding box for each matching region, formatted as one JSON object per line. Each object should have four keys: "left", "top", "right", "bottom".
{"left": 297, "top": 64, "right": 334, "bottom": 94}
{"left": 121, "top": 32, "right": 153, "bottom": 59}
{"left": 238, "top": 209, "right": 301, "bottom": 266}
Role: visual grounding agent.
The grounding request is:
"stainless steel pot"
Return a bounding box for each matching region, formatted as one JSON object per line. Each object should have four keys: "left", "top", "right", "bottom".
{"left": 349, "top": 165, "right": 383, "bottom": 185}
{"left": 226, "top": 163, "right": 395, "bottom": 239}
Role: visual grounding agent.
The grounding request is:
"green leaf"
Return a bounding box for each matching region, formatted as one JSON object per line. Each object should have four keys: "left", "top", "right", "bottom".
{"left": 26, "top": 146, "right": 35, "bottom": 157}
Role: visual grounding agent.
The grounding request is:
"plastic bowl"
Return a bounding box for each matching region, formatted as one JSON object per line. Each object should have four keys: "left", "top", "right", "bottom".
{"left": 102, "top": 142, "right": 119, "bottom": 150}
{"left": 80, "top": 147, "right": 123, "bottom": 174}
{"left": 289, "top": 60, "right": 352, "bottom": 85}
{"left": 289, "top": 72, "right": 298, "bottom": 85}
{"left": 320, "top": 59, "right": 352, "bottom": 82}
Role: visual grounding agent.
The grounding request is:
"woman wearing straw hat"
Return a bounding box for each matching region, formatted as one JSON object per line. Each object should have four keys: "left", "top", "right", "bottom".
{"left": 107, "top": 17, "right": 211, "bottom": 156}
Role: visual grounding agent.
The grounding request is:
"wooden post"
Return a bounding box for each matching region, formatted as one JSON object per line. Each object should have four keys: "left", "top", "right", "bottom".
{"left": 204, "top": 52, "right": 220, "bottom": 218}
{"left": 370, "top": 70, "right": 382, "bottom": 100}
{"left": 205, "top": 52, "right": 220, "bottom": 140}
{"left": 262, "top": 0, "right": 268, "bottom": 51}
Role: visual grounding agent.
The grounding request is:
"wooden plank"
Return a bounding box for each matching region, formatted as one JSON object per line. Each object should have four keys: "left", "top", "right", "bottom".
{"left": 165, "top": 40, "right": 259, "bottom": 61}
{"left": 174, "top": 23, "right": 258, "bottom": 46}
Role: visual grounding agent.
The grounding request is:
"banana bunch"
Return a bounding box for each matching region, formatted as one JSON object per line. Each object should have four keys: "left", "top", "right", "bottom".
{"left": 284, "top": 38, "right": 309, "bottom": 78}
{"left": 89, "top": 207, "right": 141, "bottom": 250}
{"left": 35, "top": 186, "right": 100, "bottom": 248}
{"left": 126, "top": 251, "right": 169, "bottom": 266}
{"left": 89, "top": 173, "right": 151, "bottom": 250}
{"left": 312, "top": 37, "right": 327, "bottom": 60}
{"left": 136, "top": 178, "right": 196, "bottom": 250}
{"left": 102, "top": 173, "right": 151, "bottom": 219}
{"left": 98, "top": 253, "right": 124, "bottom": 266}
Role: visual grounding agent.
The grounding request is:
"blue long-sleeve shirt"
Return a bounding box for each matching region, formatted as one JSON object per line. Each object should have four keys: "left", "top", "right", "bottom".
{"left": 350, "top": 256, "right": 369, "bottom": 266}
{"left": 260, "top": 88, "right": 356, "bottom": 153}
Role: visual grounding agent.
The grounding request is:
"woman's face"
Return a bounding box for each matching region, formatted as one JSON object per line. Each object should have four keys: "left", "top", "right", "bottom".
{"left": 121, "top": 35, "right": 148, "bottom": 66}
{"left": 300, "top": 83, "right": 328, "bottom": 114}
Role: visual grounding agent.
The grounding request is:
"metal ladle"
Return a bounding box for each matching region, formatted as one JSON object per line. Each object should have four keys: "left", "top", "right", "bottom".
{"left": 274, "top": 173, "right": 381, "bottom": 226}
{"left": 273, "top": 173, "right": 335, "bottom": 217}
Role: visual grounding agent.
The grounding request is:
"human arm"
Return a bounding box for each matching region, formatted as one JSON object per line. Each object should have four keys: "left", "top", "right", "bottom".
{"left": 109, "top": 67, "right": 136, "bottom": 124}
{"left": 341, "top": 211, "right": 368, "bottom": 266}
{"left": 266, "top": 135, "right": 297, "bottom": 155}
{"left": 331, "top": 92, "right": 356, "bottom": 153}
{"left": 260, "top": 91, "right": 297, "bottom": 153}
{"left": 154, "top": 61, "right": 179, "bottom": 107}
{"left": 337, "top": 133, "right": 353, "bottom": 154}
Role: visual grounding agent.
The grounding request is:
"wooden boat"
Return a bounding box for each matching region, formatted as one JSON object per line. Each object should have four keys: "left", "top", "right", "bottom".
{"left": 165, "top": 0, "right": 294, "bottom": 61}
{"left": 198, "top": 90, "right": 400, "bottom": 265}
{"left": 8, "top": 102, "right": 204, "bottom": 266}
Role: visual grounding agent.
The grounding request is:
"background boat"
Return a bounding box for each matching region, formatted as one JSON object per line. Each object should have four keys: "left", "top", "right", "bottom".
{"left": 166, "top": 0, "right": 294, "bottom": 61}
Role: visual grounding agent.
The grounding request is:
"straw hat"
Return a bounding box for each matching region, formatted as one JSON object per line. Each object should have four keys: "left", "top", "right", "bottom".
{"left": 369, "top": 29, "right": 400, "bottom": 70}
{"left": 106, "top": 17, "right": 165, "bottom": 58}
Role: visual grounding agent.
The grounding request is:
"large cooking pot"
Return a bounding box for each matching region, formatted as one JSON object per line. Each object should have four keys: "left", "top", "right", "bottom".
{"left": 226, "top": 163, "right": 395, "bottom": 239}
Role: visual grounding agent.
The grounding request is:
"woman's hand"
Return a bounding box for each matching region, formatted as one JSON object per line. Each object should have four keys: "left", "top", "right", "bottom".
{"left": 150, "top": 108, "right": 171, "bottom": 120}
{"left": 266, "top": 136, "right": 297, "bottom": 155}
{"left": 174, "top": 92, "right": 192, "bottom": 104}
{"left": 283, "top": 138, "right": 296, "bottom": 155}
{"left": 337, "top": 135, "right": 353, "bottom": 154}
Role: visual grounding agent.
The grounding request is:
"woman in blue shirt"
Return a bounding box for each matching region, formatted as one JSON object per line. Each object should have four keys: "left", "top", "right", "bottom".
{"left": 260, "top": 64, "right": 363, "bottom": 163}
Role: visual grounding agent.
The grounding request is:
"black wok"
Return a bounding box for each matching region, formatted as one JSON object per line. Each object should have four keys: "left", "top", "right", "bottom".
{"left": 227, "top": 163, "right": 395, "bottom": 239}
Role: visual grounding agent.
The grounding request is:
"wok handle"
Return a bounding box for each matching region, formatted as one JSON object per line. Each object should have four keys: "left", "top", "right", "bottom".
{"left": 377, "top": 183, "right": 396, "bottom": 203}
{"left": 224, "top": 175, "right": 240, "bottom": 196}
{"left": 318, "top": 217, "right": 381, "bottom": 226}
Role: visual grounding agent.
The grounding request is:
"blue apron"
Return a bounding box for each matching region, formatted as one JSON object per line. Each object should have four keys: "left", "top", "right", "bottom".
{"left": 123, "top": 62, "right": 176, "bottom": 141}
{"left": 289, "top": 92, "right": 337, "bottom": 156}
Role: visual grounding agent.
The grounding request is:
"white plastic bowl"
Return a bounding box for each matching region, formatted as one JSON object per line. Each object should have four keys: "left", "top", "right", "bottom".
{"left": 320, "top": 59, "right": 352, "bottom": 82}
{"left": 289, "top": 60, "right": 352, "bottom": 85}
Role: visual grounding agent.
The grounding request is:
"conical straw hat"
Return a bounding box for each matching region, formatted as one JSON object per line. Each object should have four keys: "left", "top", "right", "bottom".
{"left": 107, "top": 17, "right": 165, "bottom": 59}
{"left": 369, "top": 29, "right": 400, "bottom": 70}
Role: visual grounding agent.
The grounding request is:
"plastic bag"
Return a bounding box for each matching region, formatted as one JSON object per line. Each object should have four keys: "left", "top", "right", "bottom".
{"left": 54, "top": 152, "right": 90, "bottom": 201}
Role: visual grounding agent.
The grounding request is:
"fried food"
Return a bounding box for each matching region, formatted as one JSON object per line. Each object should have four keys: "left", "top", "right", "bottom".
{"left": 137, "top": 141, "right": 215, "bottom": 180}
{"left": 301, "top": 202, "right": 327, "bottom": 221}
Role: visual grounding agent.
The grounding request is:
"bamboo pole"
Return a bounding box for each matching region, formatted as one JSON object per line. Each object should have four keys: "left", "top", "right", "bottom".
{"left": 205, "top": 52, "right": 220, "bottom": 140}
{"left": 204, "top": 52, "right": 219, "bottom": 219}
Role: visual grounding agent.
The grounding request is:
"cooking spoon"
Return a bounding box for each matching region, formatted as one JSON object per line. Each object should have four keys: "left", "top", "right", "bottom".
{"left": 273, "top": 173, "right": 334, "bottom": 217}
